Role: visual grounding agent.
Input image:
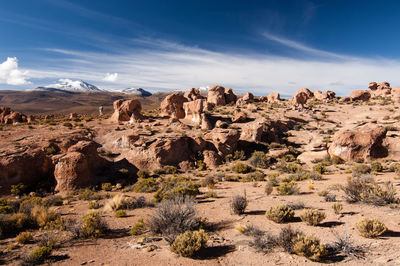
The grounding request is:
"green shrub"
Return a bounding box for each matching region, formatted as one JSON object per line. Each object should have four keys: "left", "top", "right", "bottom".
{"left": 133, "top": 178, "right": 158, "bottom": 193}
{"left": 153, "top": 176, "right": 199, "bottom": 202}
{"left": 370, "top": 162, "right": 383, "bottom": 173}
{"left": 242, "top": 171, "right": 265, "bottom": 182}
{"left": 352, "top": 164, "right": 371, "bottom": 177}
{"left": 196, "top": 160, "right": 206, "bottom": 170}
{"left": 88, "top": 200, "right": 101, "bottom": 209}
{"left": 44, "top": 195, "right": 63, "bottom": 207}
{"left": 280, "top": 162, "right": 303, "bottom": 174}
{"left": 331, "top": 155, "right": 344, "bottom": 165}
{"left": 114, "top": 209, "right": 127, "bottom": 218}
{"left": 355, "top": 218, "right": 387, "bottom": 238}
{"left": 26, "top": 246, "right": 52, "bottom": 264}
{"left": 80, "top": 212, "right": 107, "bottom": 238}
{"left": 300, "top": 209, "right": 326, "bottom": 226}
{"left": 332, "top": 202, "right": 343, "bottom": 215}
{"left": 248, "top": 151, "right": 272, "bottom": 168}
{"left": 231, "top": 194, "right": 247, "bottom": 215}
{"left": 267, "top": 173, "right": 280, "bottom": 186}
{"left": 276, "top": 181, "right": 299, "bottom": 195}
{"left": 232, "top": 162, "right": 254, "bottom": 174}
{"left": 101, "top": 183, "right": 113, "bottom": 191}
{"left": 266, "top": 205, "right": 294, "bottom": 223}
{"left": 16, "top": 231, "right": 33, "bottom": 244}
{"left": 312, "top": 163, "right": 327, "bottom": 175}
{"left": 78, "top": 189, "right": 101, "bottom": 201}
{"left": 170, "top": 229, "right": 208, "bottom": 257}
{"left": 163, "top": 165, "right": 178, "bottom": 174}
{"left": 10, "top": 183, "right": 25, "bottom": 196}
{"left": 130, "top": 218, "right": 145, "bottom": 235}
{"left": 293, "top": 234, "right": 327, "bottom": 261}
{"left": 137, "top": 170, "right": 150, "bottom": 179}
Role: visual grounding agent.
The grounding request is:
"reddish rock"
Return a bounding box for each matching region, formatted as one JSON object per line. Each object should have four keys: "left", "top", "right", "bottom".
{"left": 183, "top": 99, "right": 207, "bottom": 125}
{"left": 207, "top": 85, "right": 226, "bottom": 106}
{"left": 338, "top": 96, "right": 351, "bottom": 103}
{"left": 328, "top": 127, "right": 387, "bottom": 161}
{"left": 111, "top": 99, "right": 144, "bottom": 123}
{"left": 236, "top": 92, "right": 254, "bottom": 105}
{"left": 370, "top": 81, "right": 391, "bottom": 97}
{"left": 0, "top": 107, "right": 27, "bottom": 124}
{"left": 266, "top": 93, "right": 281, "bottom": 103}
{"left": 350, "top": 90, "right": 371, "bottom": 101}
{"left": 368, "top": 82, "right": 378, "bottom": 90}
{"left": 70, "top": 113, "right": 78, "bottom": 119}
{"left": 291, "top": 91, "right": 308, "bottom": 109}
{"left": 232, "top": 111, "right": 248, "bottom": 123}
{"left": 224, "top": 88, "right": 237, "bottom": 104}
{"left": 160, "top": 92, "right": 187, "bottom": 119}
{"left": 314, "top": 90, "right": 336, "bottom": 101}
{"left": 205, "top": 129, "right": 240, "bottom": 156}
{"left": 296, "top": 88, "right": 314, "bottom": 98}
{"left": 203, "top": 150, "right": 222, "bottom": 169}
{"left": 201, "top": 114, "right": 213, "bottom": 130}
{"left": 240, "top": 120, "right": 264, "bottom": 142}
{"left": 391, "top": 87, "right": 400, "bottom": 103}
{"left": 184, "top": 88, "right": 204, "bottom": 101}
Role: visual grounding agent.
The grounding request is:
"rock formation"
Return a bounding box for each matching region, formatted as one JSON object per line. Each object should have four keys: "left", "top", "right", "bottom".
{"left": 110, "top": 99, "right": 144, "bottom": 123}
{"left": 0, "top": 107, "right": 27, "bottom": 124}
{"left": 350, "top": 90, "right": 371, "bottom": 101}
{"left": 160, "top": 92, "right": 187, "bottom": 119}
{"left": 207, "top": 85, "right": 226, "bottom": 106}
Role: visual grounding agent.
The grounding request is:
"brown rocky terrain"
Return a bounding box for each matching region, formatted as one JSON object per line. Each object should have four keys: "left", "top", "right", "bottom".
{"left": 2, "top": 82, "right": 400, "bottom": 265}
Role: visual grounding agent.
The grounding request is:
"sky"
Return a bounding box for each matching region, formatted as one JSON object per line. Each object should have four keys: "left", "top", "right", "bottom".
{"left": 1, "top": 0, "right": 400, "bottom": 96}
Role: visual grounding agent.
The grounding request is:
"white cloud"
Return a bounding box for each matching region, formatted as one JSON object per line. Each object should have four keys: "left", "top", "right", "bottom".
{"left": 103, "top": 72, "right": 118, "bottom": 82}
{"left": 0, "top": 57, "right": 30, "bottom": 85}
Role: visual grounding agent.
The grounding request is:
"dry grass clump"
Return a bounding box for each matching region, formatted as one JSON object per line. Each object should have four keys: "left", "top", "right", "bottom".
{"left": 25, "top": 246, "right": 52, "bottom": 264}
{"left": 133, "top": 177, "right": 158, "bottom": 193}
{"left": 342, "top": 175, "right": 397, "bottom": 205}
{"left": 79, "top": 211, "right": 108, "bottom": 238}
{"left": 150, "top": 196, "right": 199, "bottom": 244}
{"left": 16, "top": 231, "right": 33, "bottom": 244}
{"left": 332, "top": 202, "right": 343, "bottom": 214}
{"left": 130, "top": 218, "right": 146, "bottom": 236}
{"left": 330, "top": 230, "right": 365, "bottom": 258}
{"left": 78, "top": 189, "right": 102, "bottom": 201}
{"left": 265, "top": 205, "right": 294, "bottom": 223}
{"left": 170, "top": 229, "right": 208, "bottom": 257}
{"left": 300, "top": 209, "right": 326, "bottom": 226}
{"left": 231, "top": 194, "right": 248, "bottom": 215}
{"left": 293, "top": 234, "right": 327, "bottom": 261}
{"left": 153, "top": 176, "right": 199, "bottom": 202}
{"left": 312, "top": 163, "right": 327, "bottom": 174}
{"left": 248, "top": 151, "right": 273, "bottom": 169}
{"left": 232, "top": 162, "right": 254, "bottom": 174}
{"left": 355, "top": 218, "right": 387, "bottom": 238}
{"left": 114, "top": 209, "right": 127, "bottom": 218}
{"left": 101, "top": 183, "right": 113, "bottom": 191}
{"left": 276, "top": 181, "right": 299, "bottom": 195}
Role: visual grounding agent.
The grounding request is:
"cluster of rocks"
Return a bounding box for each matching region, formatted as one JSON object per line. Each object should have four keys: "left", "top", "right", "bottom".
{"left": 290, "top": 88, "right": 336, "bottom": 109}
{"left": 0, "top": 107, "right": 28, "bottom": 124}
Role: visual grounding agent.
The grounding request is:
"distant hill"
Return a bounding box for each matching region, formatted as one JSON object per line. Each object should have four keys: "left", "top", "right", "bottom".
{"left": 0, "top": 90, "right": 167, "bottom": 115}
{"left": 120, "top": 88, "right": 152, "bottom": 97}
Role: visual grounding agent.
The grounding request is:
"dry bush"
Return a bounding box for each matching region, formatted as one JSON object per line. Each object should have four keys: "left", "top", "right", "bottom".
{"left": 312, "top": 163, "right": 327, "bottom": 174}
{"left": 265, "top": 183, "right": 273, "bottom": 195}
{"left": 276, "top": 181, "right": 299, "bottom": 195}
{"left": 114, "top": 209, "right": 127, "bottom": 218}
{"left": 355, "top": 218, "right": 387, "bottom": 238}
{"left": 293, "top": 234, "right": 327, "bottom": 261}
{"left": 133, "top": 177, "right": 158, "bottom": 193}
{"left": 286, "top": 200, "right": 305, "bottom": 210}
{"left": 25, "top": 246, "right": 52, "bottom": 264}
{"left": 300, "top": 209, "right": 326, "bottom": 226}
{"left": 101, "top": 183, "right": 113, "bottom": 191}
{"left": 342, "top": 175, "right": 397, "bottom": 205}
{"left": 232, "top": 162, "right": 254, "bottom": 174}
{"left": 78, "top": 189, "right": 102, "bottom": 201}
{"left": 332, "top": 202, "right": 343, "bottom": 214}
{"left": 153, "top": 176, "right": 199, "bottom": 202}
{"left": 277, "top": 226, "right": 302, "bottom": 253}
{"left": 170, "top": 229, "right": 208, "bottom": 257}
{"left": 265, "top": 205, "right": 294, "bottom": 223}
{"left": 248, "top": 151, "right": 273, "bottom": 169}
{"left": 330, "top": 230, "right": 365, "bottom": 258}
{"left": 150, "top": 196, "right": 198, "bottom": 244}
{"left": 249, "top": 233, "right": 277, "bottom": 254}
{"left": 231, "top": 194, "right": 247, "bottom": 215}
{"left": 16, "top": 231, "right": 33, "bottom": 244}
{"left": 103, "top": 194, "right": 127, "bottom": 212}
{"left": 79, "top": 211, "right": 108, "bottom": 238}
{"left": 130, "top": 218, "right": 145, "bottom": 236}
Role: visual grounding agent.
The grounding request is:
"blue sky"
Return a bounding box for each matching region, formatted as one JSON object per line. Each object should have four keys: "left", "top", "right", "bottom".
{"left": 1, "top": 0, "right": 400, "bottom": 95}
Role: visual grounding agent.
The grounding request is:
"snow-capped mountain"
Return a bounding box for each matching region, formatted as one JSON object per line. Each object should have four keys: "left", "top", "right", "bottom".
{"left": 120, "top": 88, "right": 152, "bottom": 96}
{"left": 30, "top": 79, "right": 103, "bottom": 93}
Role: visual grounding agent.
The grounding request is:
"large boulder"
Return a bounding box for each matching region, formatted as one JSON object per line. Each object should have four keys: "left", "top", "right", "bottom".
{"left": 328, "top": 127, "right": 387, "bottom": 161}
{"left": 183, "top": 99, "right": 207, "bottom": 125}
{"left": 296, "top": 88, "right": 313, "bottom": 98}
{"left": 0, "top": 107, "right": 27, "bottom": 124}
{"left": 224, "top": 88, "right": 237, "bottom": 104}
{"left": 350, "top": 90, "right": 371, "bottom": 101}
{"left": 207, "top": 85, "right": 226, "bottom": 106}
{"left": 205, "top": 129, "right": 240, "bottom": 156}
{"left": 184, "top": 88, "right": 204, "bottom": 101}
{"left": 160, "top": 92, "right": 187, "bottom": 119}
{"left": 236, "top": 92, "right": 254, "bottom": 105}
{"left": 266, "top": 93, "right": 281, "bottom": 103}
{"left": 391, "top": 87, "right": 400, "bottom": 103}
{"left": 54, "top": 141, "right": 105, "bottom": 192}
{"left": 314, "top": 90, "right": 336, "bottom": 101}
{"left": 110, "top": 99, "right": 143, "bottom": 123}
{"left": 291, "top": 91, "right": 308, "bottom": 109}
{"left": 370, "top": 81, "right": 391, "bottom": 97}
{"left": 240, "top": 120, "right": 264, "bottom": 142}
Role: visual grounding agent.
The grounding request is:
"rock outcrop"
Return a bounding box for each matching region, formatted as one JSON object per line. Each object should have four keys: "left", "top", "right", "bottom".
{"left": 369, "top": 81, "right": 391, "bottom": 97}
{"left": 207, "top": 85, "right": 226, "bottom": 106}
{"left": 183, "top": 99, "right": 209, "bottom": 125}
{"left": 328, "top": 127, "right": 387, "bottom": 161}
{"left": 296, "top": 88, "right": 314, "bottom": 98}
{"left": 266, "top": 93, "right": 281, "bottom": 103}
{"left": 240, "top": 120, "right": 264, "bottom": 142}
{"left": 184, "top": 88, "right": 205, "bottom": 101}
{"left": 350, "top": 90, "right": 371, "bottom": 101}
{"left": 224, "top": 88, "right": 237, "bottom": 104}
{"left": 205, "top": 129, "right": 240, "bottom": 157}
{"left": 110, "top": 99, "right": 144, "bottom": 123}
{"left": 236, "top": 92, "right": 254, "bottom": 105}
{"left": 160, "top": 92, "right": 187, "bottom": 119}
{"left": 291, "top": 92, "right": 308, "bottom": 109}
{"left": 0, "top": 107, "right": 27, "bottom": 124}
{"left": 314, "top": 90, "right": 336, "bottom": 101}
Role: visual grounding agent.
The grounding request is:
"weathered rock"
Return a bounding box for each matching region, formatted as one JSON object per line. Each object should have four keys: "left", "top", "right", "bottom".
{"left": 314, "top": 90, "right": 336, "bottom": 101}
{"left": 266, "top": 93, "right": 281, "bottom": 103}
{"left": 370, "top": 81, "right": 391, "bottom": 97}
{"left": 184, "top": 88, "right": 204, "bottom": 101}
{"left": 205, "top": 129, "right": 240, "bottom": 156}
{"left": 224, "top": 88, "right": 237, "bottom": 104}
{"left": 160, "top": 92, "right": 187, "bottom": 119}
{"left": 54, "top": 141, "right": 105, "bottom": 192}
{"left": 296, "top": 88, "right": 314, "bottom": 98}
{"left": 232, "top": 111, "right": 248, "bottom": 123}
{"left": 291, "top": 92, "right": 308, "bottom": 109}
{"left": 70, "top": 113, "right": 78, "bottom": 119}
{"left": 0, "top": 107, "right": 27, "bottom": 124}
{"left": 328, "top": 127, "right": 387, "bottom": 161}
{"left": 240, "top": 120, "right": 264, "bottom": 142}
{"left": 183, "top": 99, "right": 207, "bottom": 125}
{"left": 201, "top": 114, "right": 213, "bottom": 130}
{"left": 338, "top": 96, "right": 351, "bottom": 103}
{"left": 391, "top": 87, "right": 400, "bottom": 103}
{"left": 207, "top": 85, "right": 226, "bottom": 106}
{"left": 350, "top": 90, "right": 371, "bottom": 101}
{"left": 236, "top": 92, "right": 254, "bottom": 106}
{"left": 111, "top": 99, "right": 144, "bottom": 123}
{"left": 368, "top": 82, "right": 378, "bottom": 90}
{"left": 203, "top": 150, "right": 222, "bottom": 169}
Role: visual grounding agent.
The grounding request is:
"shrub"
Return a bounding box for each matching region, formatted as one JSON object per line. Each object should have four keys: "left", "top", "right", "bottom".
{"left": 103, "top": 194, "right": 127, "bottom": 212}
{"left": 170, "top": 229, "right": 208, "bottom": 257}
{"left": 249, "top": 233, "right": 277, "bottom": 254}
{"left": 332, "top": 202, "right": 343, "bottom": 215}
{"left": 342, "top": 176, "right": 397, "bottom": 205}
{"left": 300, "top": 209, "right": 326, "bottom": 226}
{"left": 312, "top": 163, "right": 327, "bottom": 175}
{"left": 310, "top": 171, "right": 322, "bottom": 180}
{"left": 44, "top": 195, "right": 63, "bottom": 207}
{"left": 150, "top": 196, "right": 198, "bottom": 244}
{"left": 202, "top": 176, "right": 216, "bottom": 188}
{"left": 276, "top": 181, "right": 299, "bottom": 195}
{"left": 26, "top": 246, "right": 52, "bottom": 264}
{"left": 280, "top": 162, "right": 303, "bottom": 174}
{"left": 352, "top": 164, "right": 371, "bottom": 177}
{"left": 330, "top": 230, "right": 365, "bottom": 259}
{"left": 88, "top": 200, "right": 101, "bottom": 209}
{"left": 10, "top": 183, "right": 25, "bottom": 196}
{"left": 16, "top": 231, "right": 33, "bottom": 244}
{"left": 355, "top": 218, "right": 387, "bottom": 238}
{"left": 114, "top": 209, "right": 127, "bottom": 218}
{"left": 130, "top": 218, "right": 145, "bottom": 236}
{"left": 101, "top": 183, "right": 113, "bottom": 191}
{"left": 196, "top": 160, "right": 206, "bottom": 170}
{"left": 331, "top": 155, "right": 344, "bottom": 165}
{"left": 231, "top": 194, "right": 247, "bottom": 215}
{"left": 31, "top": 205, "right": 59, "bottom": 228}
{"left": 137, "top": 170, "right": 150, "bottom": 179}
{"left": 232, "top": 162, "right": 254, "bottom": 174}
{"left": 266, "top": 205, "right": 294, "bottom": 223}
{"left": 267, "top": 173, "right": 280, "bottom": 186}
{"left": 163, "top": 165, "right": 178, "bottom": 174}
{"left": 277, "top": 226, "right": 301, "bottom": 253}
{"left": 133, "top": 177, "right": 158, "bottom": 193}
{"left": 293, "top": 234, "right": 327, "bottom": 261}
{"left": 205, "top": 190, "right": 217, "bottom": 198}
{"left": 153, "top": 176, "right": 199, "bottom": 202}
{"left": 370, "top": 162, "right": 383, "bottom": 173}
{"left": 78, "top": 189, "right": 101, "bottom": 201}
{"left": 248, "top": 151, "right": 272, "bottom": 168}
{"left": 265, "top": 183, "right": 273, "bottom": 195}
{"left": 79, "top": 212, "right": 107, "bottom": 238}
